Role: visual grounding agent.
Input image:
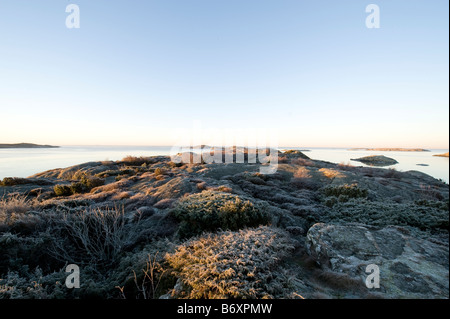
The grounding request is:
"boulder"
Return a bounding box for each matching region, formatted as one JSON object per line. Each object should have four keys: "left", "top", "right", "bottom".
{"left": 306, "top": 223, "right": 449, "bottom": 298}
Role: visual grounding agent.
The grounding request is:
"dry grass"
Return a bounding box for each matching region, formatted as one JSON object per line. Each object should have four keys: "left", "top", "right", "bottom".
{"left": 291, "top": 167, "right": 320, "bottom": 190}
{"left": 418, "top": 184, "right": 445, "bottom": 201}
{"left": 338, "top": 161, "right": 355, "bottom": 169}
{"left": 51, "top": 206, "right": 138, "bottom": 266}
{"left": 111, "top": 191, "right": 133, "bottom": 201}
{"left": 154, "top": 168, "right": 168, "bottom": 176}
{"left": 172, "top": 191, "right": 270, "bottom": 238}
{"left": 0, "top": 194, "right": 33, "bottom": 225}
{"left": 217, "top": 185, "right": 232, "bottom": 193}
{"left": 319, "top": 168, "right": 345, "bottom": 179}
{"left": 153, "top": 198, "right": 175, "bottom": 209}
{"left": 0, "top": 194, "right": 40, "bottom": 233}
{"left": 121, "top": 156, "right": 153, "bottom": 166}
{"left": 292, "top": 158, "right": 315, "bottom": 166}
{"left": 92, "top": 179, "right": 133, "bottom": 193}
{"left": 294, "top": 167, "right": 312, "bottom": 179}
{"left": 0, "top": 194, "right": 31, "bottom": 216}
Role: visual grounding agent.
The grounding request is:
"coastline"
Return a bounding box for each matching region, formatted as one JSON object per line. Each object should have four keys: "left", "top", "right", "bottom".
{"left": 0, "top": 149, "right": 448, "bottom": 299}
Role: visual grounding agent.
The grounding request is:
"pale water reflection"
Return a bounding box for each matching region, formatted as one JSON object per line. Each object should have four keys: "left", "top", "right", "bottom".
{"left": 294, "top": 148, "right": 449, "bottom": 183}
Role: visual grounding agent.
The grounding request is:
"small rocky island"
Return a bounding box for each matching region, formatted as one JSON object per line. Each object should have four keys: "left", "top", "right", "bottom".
{"left": 351, "top": 155, "right": 399, "bottom": 167}
{"left": 0, "top": 143, "right": 59, "bottom": 149}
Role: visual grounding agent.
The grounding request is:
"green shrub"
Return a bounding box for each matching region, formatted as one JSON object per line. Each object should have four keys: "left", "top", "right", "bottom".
{"left": 291, "top": 167, "right": 320, "bottom": 190}
{"left": 51, "top": 207, "right": 138, "bottom": 267}
{"left": 383, "top": 168, "right": 403, "bottom": 179}
{"left": 70, "top": 182, "right": 87, "bottom": 194}
{"left": 121, "top": 156, "right": 154, "bottom": 166}
{"left": 324, "top": 199, "right": 449, "bottom": 232}
{"left": 80, "top": 176, "right": 104, "bottom": 189}
{"left": 1, "top": 178, "right": 29, "bottom": 187}
{"left": 53, "top": 185, "right": 72, "bottom": 197}
{"left": 168, "top": 161, "right": 182, "bottom": 168}
{"left": 172, "top": 191, "right": 270, "bottom": 238}
{"left": 96, "top": 170, "right": 122, "bottom": 178}
{"left": 165, "top": 226, "right": 295, "bottom": 299}
{"left": 323, "top": 184, "right": 368, "bottom": 199}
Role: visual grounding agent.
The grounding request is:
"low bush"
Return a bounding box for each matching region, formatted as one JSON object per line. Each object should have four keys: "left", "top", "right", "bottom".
{"left": 80, "top": 176, "right": 104, "bottom": 190}
{"left": 154, "top": 168, "right": 167, "bottom": 176}
{"left": 70, "top": 182, "right": 87, "bottom": 194}
{"left": 53, "top": 185, "right": 72, "bottom": 197}
{"left": 0, "top": 194, "right": 31, "bottom": 217}
{"left": 96, "top": 170, "right": 122, "bottom": 178}
{"left": 50, "top": 207, "right": 138, "bottom": 267}
{"left": 171, "top": 191, "right": 270, "bottom": 238}
{"left": 324, "top": 199, "right": 449, "bottom": 232}
{"left": 291, "top": 167, "right": 320, "bottom": 190}
{"left": 0, "top": 178, "right": 29, "bottom": 187}
{"left": 54, "top": 176, "right": 104, "bottom": 197}
{"left": 165, "top": 226, "right": 295, "bottom": 299}
{"left": 323, "top": 184, "right": 368, "bottom": 199}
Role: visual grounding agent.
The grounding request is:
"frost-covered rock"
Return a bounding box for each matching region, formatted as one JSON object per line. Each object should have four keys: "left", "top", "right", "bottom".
{"left": 306, "top": 223, "right": 449, "bottom": 298}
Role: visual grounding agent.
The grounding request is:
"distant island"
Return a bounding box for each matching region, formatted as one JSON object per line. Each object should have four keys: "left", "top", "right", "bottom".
{"left": 433, "top": 152, "right": 449, "bottom": 157}
{"left": 349, "top": 148, "right": 430, "bottom": 152}
{"left": 0, "top": 143, "right": 59, "bottom": 149}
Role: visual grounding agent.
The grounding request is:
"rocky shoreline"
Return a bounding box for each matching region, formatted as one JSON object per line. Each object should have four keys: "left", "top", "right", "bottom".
{"left": 351, "top": 155, "right": 399, "bottom": 167}
{"left": 434, "top": 152, "right": 449, "bottom": 158}
{"left": 0, "top": 150, "right": 448, "bottom": 299}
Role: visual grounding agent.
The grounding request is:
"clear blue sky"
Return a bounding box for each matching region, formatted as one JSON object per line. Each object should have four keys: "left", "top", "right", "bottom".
{"left": 0, "top": 0, "right": 448, "bottom": 148}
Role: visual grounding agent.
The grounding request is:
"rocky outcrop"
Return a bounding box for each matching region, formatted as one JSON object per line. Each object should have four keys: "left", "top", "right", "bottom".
{"left": 281, "top": 150, "right": 310, "bottom": 160}
{"left": 433, "top": 152, "right": 449, "bottom": 158}
{"left": 306, "top": 223, "right": 449, "bottom": 298}
{"left": 351, "top": 155, "right": 398, "bottom": 167}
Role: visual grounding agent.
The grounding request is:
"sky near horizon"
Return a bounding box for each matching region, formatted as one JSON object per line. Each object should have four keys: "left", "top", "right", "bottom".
{"left": 0, "top": 0, "right": 448, "bottom": 149}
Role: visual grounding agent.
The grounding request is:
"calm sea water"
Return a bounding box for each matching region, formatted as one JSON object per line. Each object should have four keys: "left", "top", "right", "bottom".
{"left": 297, "top": 148, "right": 449, "bottom": 183}
{"left": 0, "top": 146, "right": 448, "bottom": 183}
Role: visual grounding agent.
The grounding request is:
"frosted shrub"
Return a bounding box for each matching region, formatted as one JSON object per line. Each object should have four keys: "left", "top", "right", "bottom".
{"left": 172, "top": 191, "right": 270, "bottom": 238}
{"left": 166, "top": 226, "right": 295, "bottom": 299}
